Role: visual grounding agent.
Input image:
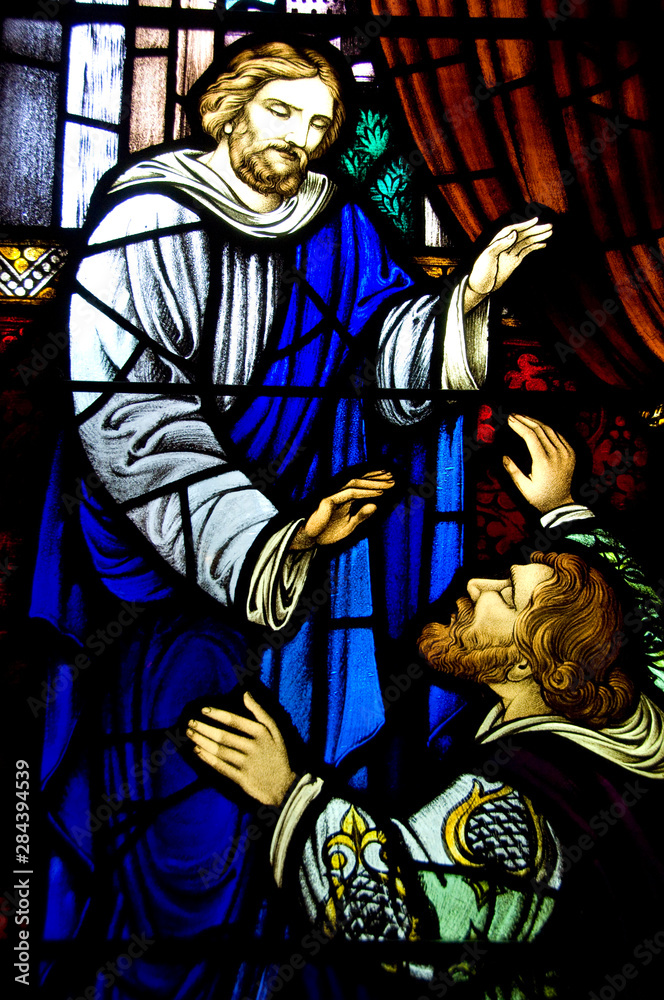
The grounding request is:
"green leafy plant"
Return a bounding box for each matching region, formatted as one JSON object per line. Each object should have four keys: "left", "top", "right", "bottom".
{"left": 338, "top": 110, "right": 391, "bottom": 184}
{"left": 569, "top": 528, "right": 664, "bottom": 692}
{"left": 336, "top": 110, "right": 417, "bottom": 242}
{"left": 369, "top": 158, "right": 414, "bottom": 234}
{"left": 356, "top": 110, "right": 390, "bottom": 159}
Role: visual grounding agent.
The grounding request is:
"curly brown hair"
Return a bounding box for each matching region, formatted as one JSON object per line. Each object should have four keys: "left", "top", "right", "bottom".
{"left": 513, "top": 550, "right": 634, "bottom": 728}
{"left": 199, "top": 41, "right": 345, "bottom": 157}
{"left": 418, "top": 550, "right": 635, "bottom": 730}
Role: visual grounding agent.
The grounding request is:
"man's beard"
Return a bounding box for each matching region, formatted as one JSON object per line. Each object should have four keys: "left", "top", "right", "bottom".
{"left": 228, "top": 115, "right": 309, "bottom": 198}
{"left": 418, "top": 597, "right": 522, "bottom": 685}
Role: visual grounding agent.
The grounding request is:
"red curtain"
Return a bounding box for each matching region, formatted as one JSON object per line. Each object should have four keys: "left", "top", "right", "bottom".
{"left": 373, "top": 0, "right": 664, "bottom": 386}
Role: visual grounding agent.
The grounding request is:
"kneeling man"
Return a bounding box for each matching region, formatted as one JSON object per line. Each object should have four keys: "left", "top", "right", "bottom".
{"left": 187, "top": 417, "right": 664, "bottom": 997}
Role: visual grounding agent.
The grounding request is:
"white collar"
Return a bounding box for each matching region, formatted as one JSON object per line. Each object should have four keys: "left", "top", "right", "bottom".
{"left": 476, "top": 694, "right": 664, "bottom": 779}
{"left": 109, "top": 148, "right": 336, "bottom": 239}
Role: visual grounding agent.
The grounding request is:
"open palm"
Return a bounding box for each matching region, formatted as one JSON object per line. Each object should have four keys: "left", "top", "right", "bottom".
{"left": 468, "top": 218, "right": 553, "bottom": 296}
{"left": 291, "top": 470, "right": 394, "bottom": 550}
{"left": 503, "top": 414, "right": 576, "bottom": 513}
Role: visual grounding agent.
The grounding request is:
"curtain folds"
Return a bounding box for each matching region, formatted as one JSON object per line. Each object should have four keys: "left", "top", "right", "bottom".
{"left": 373, "top": 0, "right": 664, "bottom": 386}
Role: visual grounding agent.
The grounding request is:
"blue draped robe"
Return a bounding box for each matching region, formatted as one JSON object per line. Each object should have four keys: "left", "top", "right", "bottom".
{"left": 31, "top": 189, "right": 466, "bottom": 999}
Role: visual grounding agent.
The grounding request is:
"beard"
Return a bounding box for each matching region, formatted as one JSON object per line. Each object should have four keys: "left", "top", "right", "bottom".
{"left": 228, "top": 115, "right": 309, "bottom": 198}
{"left": 418, "top": 597, "right": 521, "bottom": 685}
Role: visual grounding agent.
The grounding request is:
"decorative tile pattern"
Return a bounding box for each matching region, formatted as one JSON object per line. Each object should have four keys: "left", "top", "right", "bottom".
{"left": 0, "top": 245, "right": 67, "bottom": 300}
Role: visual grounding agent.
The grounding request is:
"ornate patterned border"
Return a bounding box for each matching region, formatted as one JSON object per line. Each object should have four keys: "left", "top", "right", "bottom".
{"left": 0, "top": 243, "right": 68, "bottom": 303}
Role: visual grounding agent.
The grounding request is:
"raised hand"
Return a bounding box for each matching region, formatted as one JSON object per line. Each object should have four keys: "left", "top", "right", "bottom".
{"left": 290, "top": 469, "right": 395, "bottom": 550}
{"left": 464, "top": 218, "right": 553, "bottom": 313}
{"left": 187, "top": 691, "right": 296, "bottom": 807}
{"left": 503, "top": 414, "right": 576, "bottom": 514}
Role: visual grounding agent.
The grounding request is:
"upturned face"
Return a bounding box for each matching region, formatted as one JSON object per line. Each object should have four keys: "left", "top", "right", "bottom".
{"left": 463, "top": 563, "right": 555, "bottom": 645}
{"left": 418, "top": 562, "right": 555, "bottom": 686}
{"left": 228, "top": 77, "right": 335, "bottom": 198}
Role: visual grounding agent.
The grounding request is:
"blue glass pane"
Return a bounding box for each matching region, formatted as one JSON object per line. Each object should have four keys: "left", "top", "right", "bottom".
{"left": 329, "top": 540, "right": 373, "bottom": 618}
{"left": 2, "top": 19, "right": 62, "bottom": 61}
{"left": 68, "top": 24, "right": 126, "bottom": 124}
{"left": 259, "top": 645, "right": 276, "bottom": 688}
{"left": 277, "top": 618, "right": 314, "bottom": 743}
{"left": 330, "top": 398, "right": 367, "bottom": 475}
{"left": 428, "top": 686, "right": 466, "bottom": 747}
{"left": 435, "top": 416, "right": 464, "bottom": 512}
{"left": 0, "top": 64, "right": 58, "bottom": 225}
{"left": 429, "top": 520, "right": 463, "bottom": 603}
{"left": 326, "top": 628, "right": 384, "bottom": 764}
{"left": 383, "top": 493, "right": 425, "bottom": 639}
{"left": 348, "top": 766, "right": 368, "bottom": 789}
{"left": 43, "top": 856, "right": 90, "bottom": 941}
{"left": 61, "top": 123, "right": 119, "bottom": 227}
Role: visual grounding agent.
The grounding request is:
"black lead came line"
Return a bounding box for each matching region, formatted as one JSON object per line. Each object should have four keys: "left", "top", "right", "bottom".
{"left": 179, "top": 485, "right": 197, "bottom": 585}
{"left": 291, "top": 268, "right": 357, "bottom": 352}
{"left": 50, "top": 6, "right": 664, "bottom": 40}
{"left": 73, "top": 342, "right": 146, "bottom": 427}
{"left": 72, "top": 279, "right": 200, "bottom": 378}
{"left": 119, "top": 480, "right": 256, "bottom": 515}
{"left": 64, "top": 381, "right": 654, "bottom": 404}
{"left": 80, "top": 222, "right": 205, "bottom": 257}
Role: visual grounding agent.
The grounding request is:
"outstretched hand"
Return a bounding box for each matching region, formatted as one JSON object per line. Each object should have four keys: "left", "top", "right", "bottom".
{"left": 503, "top": 414, "right": 576, "bottom": 514}
{"left": 290, "top": 470, "right": 395, "bottom": 550}
{"left": 464, "top": 218, "right": 553, "bottom": 313}
{"left": 187, "top": 691, "right": 295, "bottom": 807}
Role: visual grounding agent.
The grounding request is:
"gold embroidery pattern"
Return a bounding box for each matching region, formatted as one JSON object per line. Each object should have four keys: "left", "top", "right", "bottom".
{"left": 444, "top": 781, "right": 545, "bottom": 878}
{"left": 322, "top": 805, "right": 417, "bottom": 942}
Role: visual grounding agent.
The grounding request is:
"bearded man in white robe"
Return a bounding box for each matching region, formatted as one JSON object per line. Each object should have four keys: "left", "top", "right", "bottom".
{"left": 33, "top": 37, "right": 552, "bottom": 1000}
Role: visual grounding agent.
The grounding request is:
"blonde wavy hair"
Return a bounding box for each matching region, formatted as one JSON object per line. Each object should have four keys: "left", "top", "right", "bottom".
{"left": 199, "top": 41, "right": 345, "bottom": 157}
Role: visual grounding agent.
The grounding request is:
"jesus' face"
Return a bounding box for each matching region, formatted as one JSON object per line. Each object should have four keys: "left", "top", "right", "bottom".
{"left": 228, "top": 77, "right": 335, "bottom": 198}
{"left": 419, "top": 562, "right": 554, "bottom": 685}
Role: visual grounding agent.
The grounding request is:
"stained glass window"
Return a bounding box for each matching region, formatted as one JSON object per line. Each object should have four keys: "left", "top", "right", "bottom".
{"left": 2, "top": 6, "right": 664, "bottom": 1000}
{"left": 0, "top": 20, "right": 61, "bottom": 226}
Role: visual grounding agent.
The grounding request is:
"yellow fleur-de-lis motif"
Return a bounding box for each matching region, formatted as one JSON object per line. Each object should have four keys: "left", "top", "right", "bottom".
{"left": 326, "top": 805, "right": 388, "bottom": 886}
{"left": 321, "top": 805, "right": 418, "bottom": 943}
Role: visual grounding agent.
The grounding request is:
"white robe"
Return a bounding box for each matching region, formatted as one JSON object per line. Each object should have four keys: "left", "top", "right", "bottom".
{"left": 70, "top": 150, "right": 489, "bottom": 628}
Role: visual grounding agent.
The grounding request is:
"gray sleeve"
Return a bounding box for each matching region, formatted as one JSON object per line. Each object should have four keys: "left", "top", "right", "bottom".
{"left": 70, "top": 196, "right": 294, "bottom": 612}
{"left": 374, "top": 276, "right": 489, "bottom": 426}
